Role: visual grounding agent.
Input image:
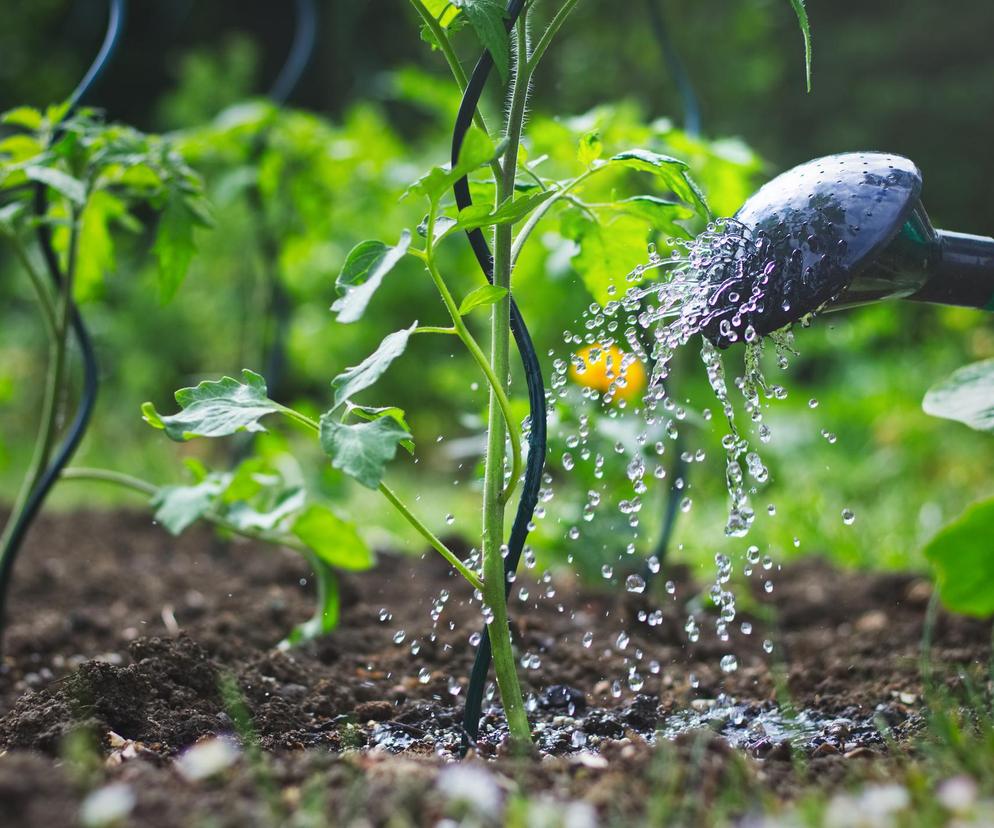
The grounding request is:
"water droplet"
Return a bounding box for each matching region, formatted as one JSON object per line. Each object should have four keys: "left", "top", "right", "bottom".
{"left": 842, "top": 508, "right": 855, "bottom": 525}
{"left": 625, "top": 574, "right": 646, "bottom": 593}
{"left": 720, "top": 654, "right": 738, "bottom": 673}
{"left": 393, "top": 630, "right": 406, "bottom": 644}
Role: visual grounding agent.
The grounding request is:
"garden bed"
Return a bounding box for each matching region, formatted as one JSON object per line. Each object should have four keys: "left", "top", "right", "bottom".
{"left": 0, "top": 510, "right": 989, "bottom": 826}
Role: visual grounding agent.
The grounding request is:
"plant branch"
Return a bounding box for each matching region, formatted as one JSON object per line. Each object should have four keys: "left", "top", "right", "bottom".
{"left": 526, "top": 0, "right": 582, "bottom": 75}
{"left": 378, "top": 481, "right": 484, "bottom": 592}
{"left": 511, "top": 166, "right": 598, "bottom": 267}
{"left": 10, "top": 239, "right": 58, "bottom": 338}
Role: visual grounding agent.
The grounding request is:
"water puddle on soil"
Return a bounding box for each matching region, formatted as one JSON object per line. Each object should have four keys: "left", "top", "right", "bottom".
{"left": 366, "top": 693, "right": 914, "bottom": 759}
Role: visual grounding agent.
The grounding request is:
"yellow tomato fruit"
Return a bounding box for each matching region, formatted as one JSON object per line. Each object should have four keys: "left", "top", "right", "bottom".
{"left": 569, "top": 343, "right": 647, "bottom": 404}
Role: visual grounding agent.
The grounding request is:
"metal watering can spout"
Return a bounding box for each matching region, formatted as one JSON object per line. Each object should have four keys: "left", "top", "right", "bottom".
{"left": 704, "top": 152, "right": 994, "bottom": 345}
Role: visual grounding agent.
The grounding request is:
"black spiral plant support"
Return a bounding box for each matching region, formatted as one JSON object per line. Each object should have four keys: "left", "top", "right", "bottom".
{"left": 453, "top": 0, "right": 545, "bottom": 745}
{"left": 0, "top": 0, "right": 126, "bottom": 645}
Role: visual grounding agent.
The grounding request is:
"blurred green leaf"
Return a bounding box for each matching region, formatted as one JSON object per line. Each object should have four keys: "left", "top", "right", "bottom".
{"left": 152, "top": 476, "right": 226, "bottom": 534}
{"left": 332, "top": 231, "right": 412, "bottom": 323}
{"left": 292, "top": 503, "right": 374, "bottom": 570}
{"left": 924, "top": 497, "right": 994, "bottom": 617}
{"left": 1, "top": 106, "right": 43, "bottom": 130}
{"left": 923, "top": 358, "right": 994, "bottom": 432}
{"left": 142, "top": 369, "right": 282, "bottom": 441}
{"left": 25, "top": 165, "right": 85, "bottom": 205}
{"left": 153, "top": 189, "right": 199, "bottom": 302}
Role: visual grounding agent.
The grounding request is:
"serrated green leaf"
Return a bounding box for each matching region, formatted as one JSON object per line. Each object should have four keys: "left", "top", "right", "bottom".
{"left": 459, "top": 0, "right": 510, "bottom": 82}
{"left": 607, "top": 150, "right": 711, "bottom": 219}
{"left": 332, "top": 231, "right": 411, "bottom": 323}
{"left": 350, "top": 405, "right": 415, "bottom": 453}
{"left": 320, "top": 413, "right": 411, "bottom": 489}
{"left": 1, "top": 106, "right": 43, "bottom": 130}
{"left": 152, "top": 476, "right": 226, "bottom": 534}
{"left": 153, "top": 189, "right": 198, "bottom": 302}
{"left": 142, "top": 369, "right": 283, "bottom": 441}
{"left": 787, "top": 0, "right": 813, "bottom": 93}
{"left": 454, "top": 189, "right": 556, "bottom": 232}
{"left": 923, "top": 359, "right": 994, "bottom": 432}
{"left": 331, "top": 323, "right": 417, "bottom": 408}
{"left": 459, "top": 284, "right": 508, "bottom": 315}
{"left": 24, "top": 166, "right": 86, "bottom": 205}
{"left": 562, "top": 210, "right": 652, "bottom": 305}
{"left": 924, "top": 497, "right": 994, "bottom": 617}
{"left": 611, "top": 195, "right": 695, "bottom": 238}
{"left": 292, "top": 503, "right": 374, "bottom": 570}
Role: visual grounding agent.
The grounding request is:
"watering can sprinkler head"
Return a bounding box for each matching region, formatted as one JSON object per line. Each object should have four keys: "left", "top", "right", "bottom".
{"left": 701, "top": 152, "right": 994, "bottom": 347}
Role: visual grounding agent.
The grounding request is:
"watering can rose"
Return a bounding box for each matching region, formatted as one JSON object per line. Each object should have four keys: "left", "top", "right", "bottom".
{"left": 569, "top": 343, "right": 647, "bottom": 404}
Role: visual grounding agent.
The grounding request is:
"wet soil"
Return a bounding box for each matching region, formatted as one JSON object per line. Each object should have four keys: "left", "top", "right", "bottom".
{"left": 0, "top": 510, "right": 990, "bottom": 827}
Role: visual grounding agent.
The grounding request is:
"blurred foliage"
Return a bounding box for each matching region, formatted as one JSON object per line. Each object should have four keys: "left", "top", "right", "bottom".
{"left": 2, "top": 0, "right": 994, "bottom": 583}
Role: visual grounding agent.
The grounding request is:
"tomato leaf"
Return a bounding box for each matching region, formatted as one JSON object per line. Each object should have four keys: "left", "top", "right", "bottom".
{"left": 331, "top": 323, "right": 417, "bottom": 408}
{"left": 320, "top": 414, "right": 412, "bottom": 489}
{"left": 152, "top": 475, "right": 227, "bottom": 534}
{"left": 923, "top": 496, "right": 994, "bottom": 617}
{"left": 153, "top": 188, "right": 199, "bottom": 302}
{"left": 24, "top": 166, "right": 85, "bottom": 205}
{"left": 922, "top": 358, "right": 994, "bottom": 433}
{"left": 607, "top": 150, "right": 711, "bottom": 219}
{"left": 292, "top": 503, "right": 374, "bottom": 570}
{"left": 332, "top": 231, "right": 412, "bottom": 323}
{"left": 459, "top": 284, "right": 508, "bottom": 315}
{"left": 459, "top": 0, "right": 511, "bottom": 82}
{"left": 142, "top": 369, "right": 283, "bottom": 441}
{"left": 455, "top": 189, "right": 555, "bottom": 232}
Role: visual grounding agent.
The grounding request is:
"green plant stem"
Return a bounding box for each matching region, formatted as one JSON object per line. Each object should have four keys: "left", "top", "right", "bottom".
{"left": 511, "top": 166, "right": 597, "bottom": 267}
{"left": 378, "top": 482, "right": 484, "bottom": 592}
{"left": 481, "top": 14, "right": 533, "bottom": 748}
{"left": 413, "top": 325, "right": 458, "bottom": 336}
{"left": 0, "top": 215, "right": 79, "bottom": 565}
{"left": 527, "top": 0, "right": 582, "bottom": 74}
{"left": 419, "top": 239, "right": 522, "bottom": 505}
{"left": 11, "top": 238, "right": 57, "bottom": 338}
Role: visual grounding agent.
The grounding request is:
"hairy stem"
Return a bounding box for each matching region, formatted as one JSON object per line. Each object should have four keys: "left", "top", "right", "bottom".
{"left": 482, "top": 14, "right": 533, "bottom": 747}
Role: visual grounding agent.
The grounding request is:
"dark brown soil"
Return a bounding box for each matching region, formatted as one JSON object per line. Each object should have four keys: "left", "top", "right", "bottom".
{"left": 0, "top": 510, "right": 989, "bottom": 827}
